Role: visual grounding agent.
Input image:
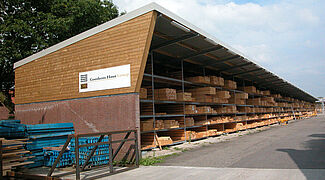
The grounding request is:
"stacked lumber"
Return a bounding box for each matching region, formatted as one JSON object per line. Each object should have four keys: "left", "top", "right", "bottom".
{"left": 197, "top": 106, "right": 212, "bottom": 114}
{"left": 185, "top": 105, "right": 197, "bottom": 114}
{"left": 185, "top": 117, "right": 195, "bottom": 127}
{"left": 238, "top": 106, "right": 254, "bottom": 113}
{"left": 240, "top": 86, "right": 256, "bottom": 94}
{"left": 154, "top": 88, "right": 177, "bottom": 101}
{"left": 224, "top": 106, "right": 237, "bottom": 113}
{"left": 194, "top": 116, "right": 208, "bottom": 126}
{"left": 247, "top": 98, "right": 261, "bottom": 106}
{"left": 224, "top": 80, "right": 237, "bottom": 90}
{"left": 236, "top": 123, "right": 246, "bottom": 131}
{"left": 209, "top": 76, "right": 224, "bottom": 86}
{"left": 164, "top": 120, "right": 180, "bottom": 129}
{"left": 194, "top": 127, "right": 208, "bottom": 139}
{"left": 140, "top": 119, "right": 164, "bottom": 131}
{"left": 261, "top": 97, "right": 276, "bottom": 106}
{"left": 215, "top": 91, "right": 230, "bottom": 98}
{"left": 225, "top": 106, "right": 237, "bottom": 113}
{"left": 189, "top": 87, "right": 216, "bottom": 103}
{"left": 185, "top": 76, "right": 210, "bottom": 84}
{"left": 193, "top": 94, "right": 214, "bottom": 103}
{"left": 209, "top": 116, "right": 230, "bottom": 124}
{"left": 207, "top": 129, "right": 219, "bottom": 136}
{"left": 261, "top": 90, "right": 271, "bottom": 96}
{"left": 228, "top": 92, "right": 248, "bottom": 105}
{"left": 1, "top": 138, "right": 33, "bottom": 176}
{"left": 176, "top": 117, "right": 195, "bottom": 127}
{"left": 278, "top": 102, "right": 289, "bottom": 107}
{"left": 214, "top": 91, "right": 231, "bottom": 103}
{"left": 141, "top": 133, "right": 155, "bottom": 150}
{"left": 247, "top": 115, "right": 259, "bottom": 120}
{"left": 159, "top": 130, "right": 185, "bottom": 142}
{"left": 182, "top": 131, "right": 197, "bottom": 141}
{"left": 271, "top": 94, "right": 282, "bottom": 99}
{"left": 140, "top": 88, "right": 147, "bottom": 99}
{"left": 176, "top": 92, "right": 193, "bottom": 101}
{"left": 212, "top": 97, "right": 229, "bottom": 104}
{"left": 157, "top": 136, "right": 173, "bottom": 146}
{"left": 224, "top": 123, "right": 237, "bottom": 133}
{"left": 284, "top": 97, "right": 294, "bottom": 102}
{"left": 209, "top": 124, "right": 224, "bottom": 132}
{"left": 189, "top": 87, "right": 216, "bottom": 95}
{"left": 232, "top": 115, "right": 248, "bottom": 122}
{"left": 213, "top": 107, "right": 226, "bottom": 113}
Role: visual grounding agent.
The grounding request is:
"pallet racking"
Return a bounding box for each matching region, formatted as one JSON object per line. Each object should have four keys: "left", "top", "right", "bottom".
{"left": 139, "top": 48, "right": 315, "bottom": 150}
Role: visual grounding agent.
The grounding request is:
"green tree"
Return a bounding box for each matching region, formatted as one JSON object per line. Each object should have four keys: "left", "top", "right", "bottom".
{"left": 0, "top": 0, "right": 121, "bottom": 113}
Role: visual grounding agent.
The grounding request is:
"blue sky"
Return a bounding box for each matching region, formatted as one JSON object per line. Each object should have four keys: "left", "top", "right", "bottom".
{"left": 114, "top": 0, "right": 325, "bottom": 98}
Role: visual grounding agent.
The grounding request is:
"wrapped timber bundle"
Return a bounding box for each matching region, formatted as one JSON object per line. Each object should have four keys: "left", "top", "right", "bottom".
{"left": 240, "top": 86, "right": 257, "bottom": 94}
{"left": 154, "top": 88, "right": 177, "bottom": 101}
{"left": 209, "top": 76, "right": 224, "bottom": 86}
{"left": 228, "top": 92, "right": 248, "bottom": 105}
{"left": 0, "top": 138, "right": 33, "bottom": 176}
{"left": 188, "top": 87, "right": 216, "bottom": 103}
{"left": 185, "top": 76, "right": 210, "bottom": 84}
{"left": 224, "top": 80, "right": 237, "bottom": 90}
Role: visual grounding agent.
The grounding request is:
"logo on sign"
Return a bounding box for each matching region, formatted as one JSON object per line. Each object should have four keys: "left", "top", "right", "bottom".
{"left": 80, "top": 74, "right": 88, "bottom": 83}
{"left": 79, "top": 64, "right": 131, "bottom": 92}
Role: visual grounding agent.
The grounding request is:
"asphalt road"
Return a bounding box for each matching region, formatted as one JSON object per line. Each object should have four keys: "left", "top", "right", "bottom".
{"left": 158, "top": 115, "right": 325, "bottom": 170}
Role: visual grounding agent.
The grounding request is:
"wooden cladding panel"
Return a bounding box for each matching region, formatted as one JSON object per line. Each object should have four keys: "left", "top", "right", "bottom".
{"left": 15, "top": 12, "right": 156, "bottom": 104}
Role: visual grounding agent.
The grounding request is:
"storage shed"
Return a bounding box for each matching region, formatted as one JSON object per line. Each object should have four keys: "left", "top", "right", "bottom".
{"left": 14, "top": 3, "right": 317, "bottom": 150}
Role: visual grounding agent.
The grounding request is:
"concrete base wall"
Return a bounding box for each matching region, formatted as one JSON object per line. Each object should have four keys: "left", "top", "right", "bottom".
{"left": 15, "top": 93, "right": 140, "bottom": 134}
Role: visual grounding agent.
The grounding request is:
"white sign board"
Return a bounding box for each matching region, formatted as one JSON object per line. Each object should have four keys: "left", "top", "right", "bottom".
{"left": 79, "top": 64, "right": 131, "bottom": 92}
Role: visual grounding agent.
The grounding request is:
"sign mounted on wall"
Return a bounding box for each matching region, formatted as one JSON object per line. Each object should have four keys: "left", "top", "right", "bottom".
{"left": 79, "top": 64, "right": 131, "bottom": 92}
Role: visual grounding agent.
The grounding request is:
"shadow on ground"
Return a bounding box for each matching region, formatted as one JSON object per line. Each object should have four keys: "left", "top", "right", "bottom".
{"left": 278, "top": 133, "right": 325, "bottom": 180}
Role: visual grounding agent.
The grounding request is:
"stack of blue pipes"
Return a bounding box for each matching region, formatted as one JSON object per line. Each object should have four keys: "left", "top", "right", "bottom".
{"left": 44, "top": 147, "right": 75, "bottom": 167}
{"left": 43, "top": 137, "right": 110, "bottom": 168}
{"left": 0, "top": 119, "right": 26, "bottom": 138}
{"left": 70, "top": 137, "right": 110, "bottom": 167}
{"left": 25, "top": 123, "right": 75, "bottom": 168}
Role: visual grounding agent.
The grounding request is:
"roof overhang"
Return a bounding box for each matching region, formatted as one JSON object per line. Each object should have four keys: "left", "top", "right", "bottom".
{"left": 14, "top": 2, "right": 317, "bottom": 102}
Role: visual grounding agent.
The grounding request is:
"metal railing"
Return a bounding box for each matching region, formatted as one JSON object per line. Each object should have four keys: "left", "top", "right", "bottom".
{"left": 47, "top": 129, "right": 139, "bottom": 180}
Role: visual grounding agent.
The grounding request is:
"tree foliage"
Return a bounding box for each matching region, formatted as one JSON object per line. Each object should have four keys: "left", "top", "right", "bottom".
{"left": 0, "top": 0, "right": 120, "bottom": 110}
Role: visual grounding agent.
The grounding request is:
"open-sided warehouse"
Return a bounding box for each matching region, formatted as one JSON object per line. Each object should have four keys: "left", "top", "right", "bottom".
{"left": 14, "top": 3, "right": 317, "bottom": 151}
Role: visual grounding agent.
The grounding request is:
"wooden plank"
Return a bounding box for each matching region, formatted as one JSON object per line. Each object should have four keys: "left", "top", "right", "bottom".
{"left": 2, "top": 145, "right": 23, "bottom": 151}
{"left": 154, "top": 134, "right": 162, "bottom": 150}
{"left": 3, "top": 161, "right": 34, "bottom": 170}
{"left": 136, "top": 11, "right": 157, "bottom": 92}
{"left": 3, "top": 156, "right": 35, "bottom": 163}
{"left": 2, "top": 140, "right": 31, "bottom": 145}
{"left": 3, "top": 150, "right": 30, "bottom": 157}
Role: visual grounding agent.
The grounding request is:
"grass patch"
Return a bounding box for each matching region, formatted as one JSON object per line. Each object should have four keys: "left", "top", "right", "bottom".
{"left": 162, "top": 146, "right": 170, "bottom": 150}
{"left": 140, "top": 153, "right": 178, "bottom": 166}
{"left": 173, "top": 147, "right": 182, "bottom": 151}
